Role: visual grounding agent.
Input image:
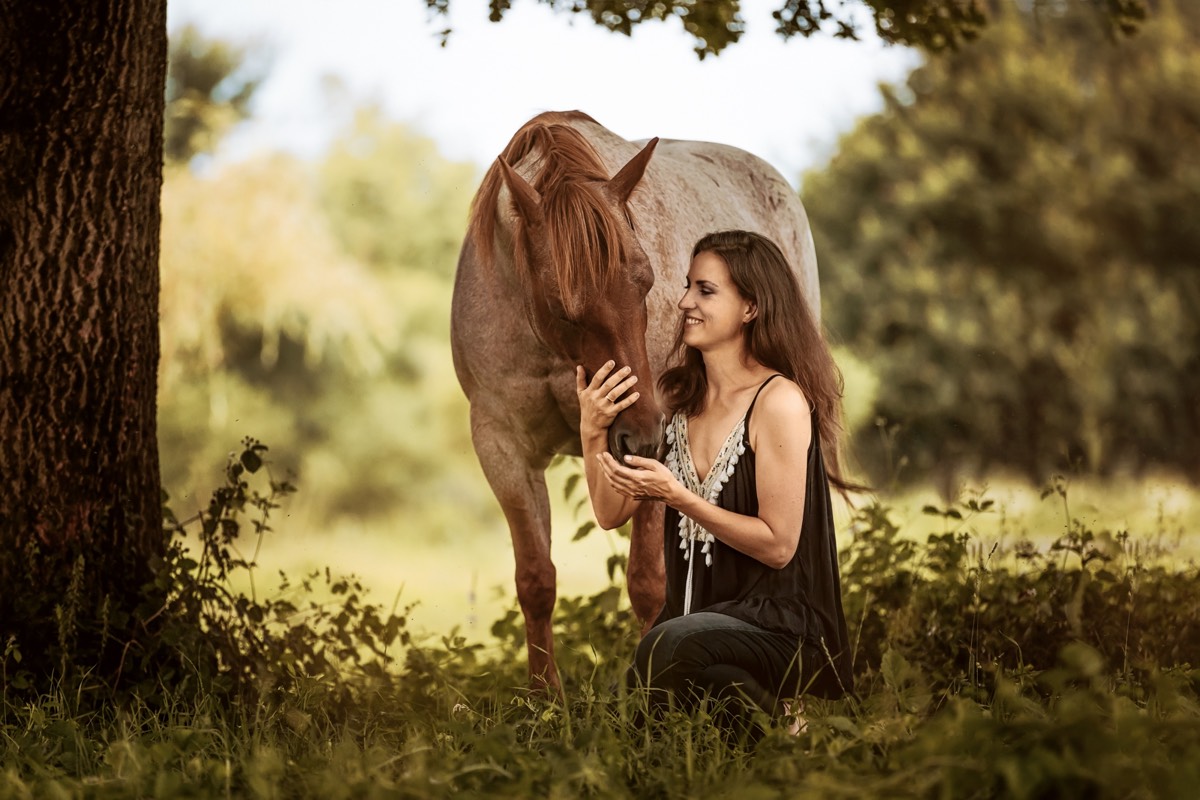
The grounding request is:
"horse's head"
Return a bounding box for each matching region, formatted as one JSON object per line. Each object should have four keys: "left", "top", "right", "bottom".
{"left": 497, "top": 136, "right": 665, "bottom": 462}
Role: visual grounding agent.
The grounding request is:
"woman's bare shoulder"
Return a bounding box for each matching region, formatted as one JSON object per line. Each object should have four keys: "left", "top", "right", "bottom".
{"left": 756, "top": 376, "right": 811, "bottom": 418}
{"left": 750, "top": 377, "right": 813, "bottom": 449}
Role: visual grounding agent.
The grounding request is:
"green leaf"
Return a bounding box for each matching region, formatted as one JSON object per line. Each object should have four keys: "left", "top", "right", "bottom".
{"left": 606, "top": 553, "right": 627, "bottom": 581}
{"left": 573, "top": 521, "right": 597, "bottom": 541}
{"left": 564, "top": 472, "right": 582, "bottom": 500}
{"left": 241, "top": 449, "right": 263, "bottom": 473}
{"left": 825, "top": 715, "right": 861, "bottom": 738}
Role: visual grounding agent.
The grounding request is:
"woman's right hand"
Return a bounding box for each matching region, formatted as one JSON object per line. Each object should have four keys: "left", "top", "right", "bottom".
{"left": 575, "top": 361, "right": 640, "bottom": 439}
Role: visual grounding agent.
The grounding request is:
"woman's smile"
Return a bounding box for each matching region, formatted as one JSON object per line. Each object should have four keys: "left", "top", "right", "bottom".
{"left": 677, "top": 251, "right": 754, "bottom": 349}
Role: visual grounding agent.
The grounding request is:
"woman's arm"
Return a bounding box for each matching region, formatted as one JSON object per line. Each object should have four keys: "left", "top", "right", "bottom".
{"left": 600, "top": 379, "right": 811, "bottom": 569}
{"left": 576, "top": 361, "right": 643, "bottom": 530}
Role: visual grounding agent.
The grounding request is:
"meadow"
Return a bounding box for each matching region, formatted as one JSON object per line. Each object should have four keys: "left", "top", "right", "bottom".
{"left": 3, "top": 450, "right": 1198, "bottom": 799}
{"left": 236, "top": 460, "right": 1200, "bottom": 641}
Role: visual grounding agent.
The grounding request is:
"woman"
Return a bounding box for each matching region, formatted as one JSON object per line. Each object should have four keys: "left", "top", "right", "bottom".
{"left": 575, "top": 229, "right": 856, "bottom": 732}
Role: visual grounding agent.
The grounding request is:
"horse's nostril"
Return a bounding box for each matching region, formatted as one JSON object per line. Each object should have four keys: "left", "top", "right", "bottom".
{"left": 630, "top": 438, "right": 659, "bottom": 461}
{"left": 616, "top": 432, "right": 633, "bottom": 460}
{"left": 609, "top": 425, "right": 665, "bottom": 462}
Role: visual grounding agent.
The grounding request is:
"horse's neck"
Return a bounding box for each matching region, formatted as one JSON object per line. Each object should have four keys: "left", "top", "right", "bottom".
{"left": 526, "top": 117, "right": 636, "bottom": 182}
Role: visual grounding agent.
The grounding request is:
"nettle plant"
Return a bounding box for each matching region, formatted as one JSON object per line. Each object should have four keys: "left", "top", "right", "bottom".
{"left": 839, "top": 478, "right": 1200, "bottom": 705}
{"left": 144, "top": 439, "right": 409, "bottom": 708}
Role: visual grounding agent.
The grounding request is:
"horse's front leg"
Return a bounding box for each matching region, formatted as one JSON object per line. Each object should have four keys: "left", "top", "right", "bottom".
{"left": 628, "top": 500, "right": 666, "bottom": 635}
{"left": 470, "top": 410, "right": 559, "bottom": 692}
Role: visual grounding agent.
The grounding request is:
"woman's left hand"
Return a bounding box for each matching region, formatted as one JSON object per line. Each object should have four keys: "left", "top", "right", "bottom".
{"left": 597, "top": 453, "right": 681, "bottom": 503}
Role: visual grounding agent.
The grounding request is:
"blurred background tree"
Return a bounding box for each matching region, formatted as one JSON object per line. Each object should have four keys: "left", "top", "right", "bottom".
{"left": 319, "top": 106, "right": 476, "bottom": 280}
{"left": 164, "top": 24, "right": 268, "bottom": 165}
{"left": 159, "top": 29, "right": 494, "bottom": 538}
{"left": 805, "top": 1, "right": 1200, "bottom": 492}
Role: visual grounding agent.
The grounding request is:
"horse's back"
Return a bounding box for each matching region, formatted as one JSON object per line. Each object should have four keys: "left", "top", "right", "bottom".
{"left": 646, "top": 137, "right": 818, "bottom": 313}
{"left": 476, "top": 114, "right": 816, "bottom": 311}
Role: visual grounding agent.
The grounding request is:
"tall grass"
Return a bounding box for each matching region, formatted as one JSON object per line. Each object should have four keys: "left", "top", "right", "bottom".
{"left": 207, "top": 466, "right": 1200, "bottom": 643}
{"left": 3, "top": 451, "right": 1198, "bottom": 798}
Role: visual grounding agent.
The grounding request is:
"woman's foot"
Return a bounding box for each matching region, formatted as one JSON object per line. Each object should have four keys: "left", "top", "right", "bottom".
{"left": 781, "top": 699, "right": 808, "bottom": 735}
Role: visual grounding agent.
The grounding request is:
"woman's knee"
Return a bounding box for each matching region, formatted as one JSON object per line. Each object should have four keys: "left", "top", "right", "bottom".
{"left": 633, "top": 613, "right": 764, "bottom": 690}
{"left": 633, "top": 626, "right": 675, "bottom": 685}
{"left": 667, "top": 630, "right": 717, "bottom": 670}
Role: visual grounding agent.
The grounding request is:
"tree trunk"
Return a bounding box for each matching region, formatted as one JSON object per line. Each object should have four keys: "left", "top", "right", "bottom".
{"left": 0, "top": 0, "right": 166, "bottom": 685}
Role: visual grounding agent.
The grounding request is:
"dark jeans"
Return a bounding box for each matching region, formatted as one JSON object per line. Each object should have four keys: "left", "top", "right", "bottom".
{"left": 628, "top": 611, "right": 823, "bottom": 723}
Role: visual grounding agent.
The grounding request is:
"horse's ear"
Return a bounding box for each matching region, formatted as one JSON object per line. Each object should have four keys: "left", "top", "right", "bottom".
{"left": 608, "top": 137, "right": 659, "bottom": 203}
{"left": 497, "top": 157, "right": 543, "bottom": 226}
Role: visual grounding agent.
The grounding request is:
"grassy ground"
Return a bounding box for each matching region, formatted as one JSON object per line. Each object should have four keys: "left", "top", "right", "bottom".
{"left": 3, "top": 469, "right": 1199, "bottom": 798}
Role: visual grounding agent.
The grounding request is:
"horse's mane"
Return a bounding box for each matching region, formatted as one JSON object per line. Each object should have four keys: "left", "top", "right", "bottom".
{"left": 466, "top": 111, "right": 630, "bottom": 319}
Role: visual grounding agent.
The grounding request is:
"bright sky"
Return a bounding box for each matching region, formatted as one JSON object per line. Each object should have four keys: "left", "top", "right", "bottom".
{"left": 167, "top": 0, "right": 920, "bottom": 187}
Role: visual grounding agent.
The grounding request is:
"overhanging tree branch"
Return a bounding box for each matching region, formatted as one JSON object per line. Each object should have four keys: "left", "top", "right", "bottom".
{"left": 422, "top": 0, "right": 1148, "bottom": 56}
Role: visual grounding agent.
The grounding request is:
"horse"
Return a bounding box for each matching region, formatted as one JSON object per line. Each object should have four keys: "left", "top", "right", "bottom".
{"left": 450, "top": 111, "right": 819, "bottom": 690}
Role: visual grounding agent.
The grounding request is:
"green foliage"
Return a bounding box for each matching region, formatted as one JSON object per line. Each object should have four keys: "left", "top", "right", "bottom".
{"left": 806, "top": 4, "right": 1200, "bottom": 487}
{"left": 0, "top": 439, "right": 408, "bottom": 710}
{"left": 159, "top": 21, "right": 491, "bottom": 534}
{"left": 842, "top": 478, "right": 1200, "bottom": 705}
{"left": 426, "top": 0, "right": 1147, "bottom": 56}
{"left": 158, "top": 106, "right": 490, "bottom": 532}
{"left": 165, "top": 24, "right": 267, "bottom": 164}
{"left": 318, "top": 106, "right": 478, "bottom": 279}
{"left": 158, "top": 152, "right": 396, "bottom": 510}
{"left": 145, "top": 439, "right": 412, "bottom": 708}
{"left": 3, "top": 459, "right": 1198, "bottom": 797}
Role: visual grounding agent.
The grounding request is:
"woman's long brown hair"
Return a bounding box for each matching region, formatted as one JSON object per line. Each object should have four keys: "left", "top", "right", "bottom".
{"left": 658, "top": 230, "right": 863, "bottom": 494}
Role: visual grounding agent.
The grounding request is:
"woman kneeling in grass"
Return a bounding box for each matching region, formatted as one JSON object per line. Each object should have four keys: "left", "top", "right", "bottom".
{"left": 577, "top": 230, "right": 857, "bottom": 733}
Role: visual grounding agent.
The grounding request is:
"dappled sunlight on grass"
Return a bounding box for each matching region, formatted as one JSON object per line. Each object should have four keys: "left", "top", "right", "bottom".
{"left": 840, "top": 473, "right": 1199, "bottom": 563}
{"left": 212, "top": 457, "right": 627, "bottom": 643}
{"left": 224, "top": 520, "right": 620, "bottom": 645}
{"left": 205, "top": 469, "right": 1200, "bottom": 651}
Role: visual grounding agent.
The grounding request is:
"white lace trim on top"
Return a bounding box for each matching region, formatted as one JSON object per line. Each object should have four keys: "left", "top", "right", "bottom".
{"left": 663, "top": 411, "right": 747, "bottom": 615}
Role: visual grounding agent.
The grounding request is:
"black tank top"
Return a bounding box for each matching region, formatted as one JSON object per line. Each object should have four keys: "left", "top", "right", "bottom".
{"left": 656, "top": 375, "right": 854, "bottom": 697}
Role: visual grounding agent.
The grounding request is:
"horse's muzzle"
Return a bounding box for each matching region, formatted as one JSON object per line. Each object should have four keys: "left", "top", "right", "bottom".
{"left": 607, "top": 412, "right": 666, "bottom": 463}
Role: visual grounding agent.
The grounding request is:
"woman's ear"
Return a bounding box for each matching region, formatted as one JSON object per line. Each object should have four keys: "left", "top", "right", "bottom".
{"left": 743, "top": 301, "right": 758, "bottom": 323}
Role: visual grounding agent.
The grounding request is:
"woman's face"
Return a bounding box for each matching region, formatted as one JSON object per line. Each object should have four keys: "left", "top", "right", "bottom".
{"left": 677, "top": 251, "right": 754, "bottom": 353}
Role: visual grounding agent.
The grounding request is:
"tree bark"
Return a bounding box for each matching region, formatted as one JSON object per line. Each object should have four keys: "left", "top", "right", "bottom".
{"left": 0, "top": 0, "right": 166, "bottom": 683}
